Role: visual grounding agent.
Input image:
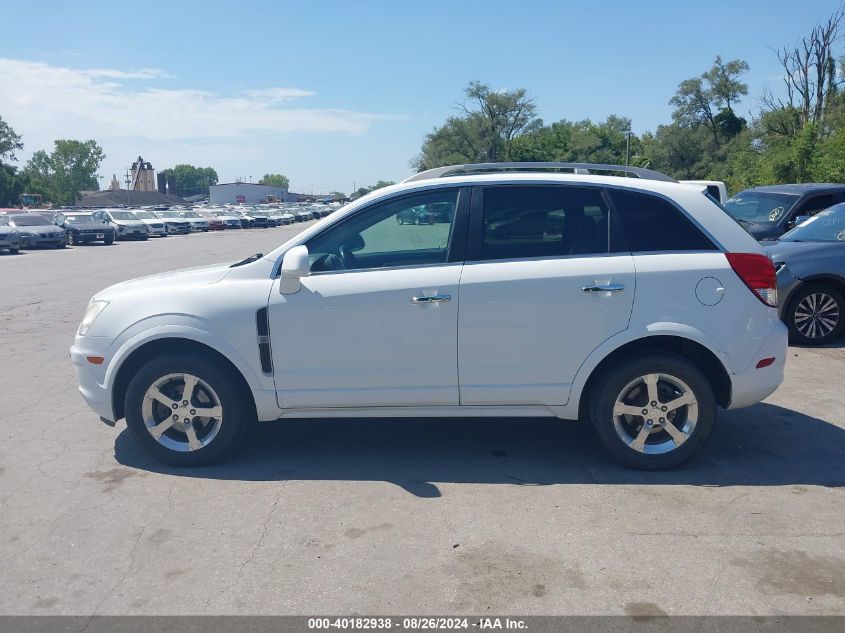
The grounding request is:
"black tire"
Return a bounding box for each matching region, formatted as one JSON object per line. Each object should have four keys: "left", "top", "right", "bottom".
{"left": 67, "top": 231, "right": 76, "bottom": 246}
{"left": 55, "top": 242, "right": 66, "bottom": 249}
{"left": 124, "top": 353, "right": 254, "bottom": 466}
{"left": 10, "top": 246, "right": 19, "bottom": 254}
{"left": 104, "top": 236, "right": 114, "bottom": 245}
{"left": 785, "top": 283, "right": 844, "bottom": 346}
{"left": 140, "top": 235, "right": 148, "bottom": 241}
{"left": 589, "top": 353, "right": 717, "bottom": 470}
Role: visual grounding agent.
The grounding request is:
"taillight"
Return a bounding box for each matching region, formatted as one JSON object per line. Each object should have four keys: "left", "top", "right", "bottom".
{"left": 725, "top": 253, "right": 778, "bottom": 307}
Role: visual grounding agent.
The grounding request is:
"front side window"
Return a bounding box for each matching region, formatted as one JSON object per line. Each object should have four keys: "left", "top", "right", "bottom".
{"left": 610, "top": 189, "right": 717, "bottom": 252}
{"left": 477, "top": 186, "right": 610, "bottom": 261}
{"left": 796, "top": 194, "right": 836, "bottom": 217}
{"left": 306, "top": 189, "right": 459, "bottom": 272}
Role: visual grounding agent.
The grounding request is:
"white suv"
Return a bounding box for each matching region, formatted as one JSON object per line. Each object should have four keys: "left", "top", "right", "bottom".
{"left": 71, "top": 163, "right": 787, "bottom": 469}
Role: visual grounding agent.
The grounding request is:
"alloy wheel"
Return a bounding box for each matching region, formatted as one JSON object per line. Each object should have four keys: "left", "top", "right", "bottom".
{"left": 612, "top": 373, "right": 698, "bottom": 454}
{"left": 141, "top": 373, "right": 223, "bottom": 452}
{"left": 793, "top": 292, "right": 840, "bottom": 339}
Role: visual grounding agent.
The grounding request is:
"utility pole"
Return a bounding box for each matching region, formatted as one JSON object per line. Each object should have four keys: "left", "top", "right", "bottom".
{"left": 624, "top": 129, "right": 632, "bottom": 169}
{"left": 124, "top": 168, "right": 131, "bottom": 206}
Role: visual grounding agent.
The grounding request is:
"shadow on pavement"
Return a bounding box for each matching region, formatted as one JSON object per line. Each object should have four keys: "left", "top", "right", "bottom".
{"left": 115, "top": 402, "right": 845, "bottom": 497}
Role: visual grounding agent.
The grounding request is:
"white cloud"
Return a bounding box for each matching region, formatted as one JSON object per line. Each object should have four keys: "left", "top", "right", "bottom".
{"left": 0, "top": 58, "right": 406, "bottom": 186}
{"left": 79, "top": 67, "right": 174, "bottom": 80}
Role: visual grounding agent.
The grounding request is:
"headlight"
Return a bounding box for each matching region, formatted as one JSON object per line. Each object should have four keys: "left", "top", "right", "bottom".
{"left": 78, "top": 300, "right": 109, "bottom": 336}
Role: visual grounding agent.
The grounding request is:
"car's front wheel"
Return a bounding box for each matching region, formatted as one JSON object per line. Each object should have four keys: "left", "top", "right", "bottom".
{"left": 67, "top": 231, "right": 76, "bottom": 246}
{"left": 124, "top": 354, "right": 252, "bottom": 466}
{"left": 589, "top": 353, "right": 716, "bottom": 470}
{"left": 786, "top": 284, "right": 843, "bottom": 346}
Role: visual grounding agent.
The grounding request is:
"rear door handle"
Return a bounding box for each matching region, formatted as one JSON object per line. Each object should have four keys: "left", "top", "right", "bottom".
{"left": 582, "top": 283, "right": 625, "bottom": 293}
{"left": 411, "top": 294, "right": 451, "bottom": 304}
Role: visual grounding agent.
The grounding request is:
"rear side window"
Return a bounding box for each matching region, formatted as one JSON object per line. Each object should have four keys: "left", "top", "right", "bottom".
{"left": 797, "top": 194, "right": 836, "bottom": 217}
{"left": 609, "top": 189, "right": 717, "bottom": 252}
{"left": 478, "top": 186, "right": 609, "bottom": 260}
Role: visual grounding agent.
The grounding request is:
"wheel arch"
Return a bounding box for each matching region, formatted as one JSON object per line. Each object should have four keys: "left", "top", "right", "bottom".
{"left": 111, "top": 337, "right": 257, "bottom": 422}
{"left": 577, "top": 335, "right": 733, "bottom": 417}
{"left": 788, "top": 275, "right": 845, "bottom": 305}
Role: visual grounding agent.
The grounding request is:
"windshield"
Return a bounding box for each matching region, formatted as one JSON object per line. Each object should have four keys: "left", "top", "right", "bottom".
{"left": 781, "top": 204, "right": 845, "bottom": 242}
{"left": 723, "top": 191, "right": 798, "bottom": 224}
{"left": 110, "top": 211, "right": 140, "bottom": 221}
{"left": 9, "top": 215, "right": 51, "bottom": 226}
{"left": 66, "top": 215, "right": 94, "bottom": 224}
{"left": 133, "top": 211, "right": 156, "bottom": 219}
{"left": 157, "top": 211, "right": 180, "bottom": 218}
{"left": 179, "top": 212, "right": 200, "bottom": 218}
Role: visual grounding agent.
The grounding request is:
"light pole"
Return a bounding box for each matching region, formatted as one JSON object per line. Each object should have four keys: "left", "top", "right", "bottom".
{"left": 624, "top": 129, "right": 633, "bottom": 169}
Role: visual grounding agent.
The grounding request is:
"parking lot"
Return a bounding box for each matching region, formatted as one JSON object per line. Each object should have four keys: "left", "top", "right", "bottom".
{"left": 0, "top": 225, "right": 843, "bottom": 616}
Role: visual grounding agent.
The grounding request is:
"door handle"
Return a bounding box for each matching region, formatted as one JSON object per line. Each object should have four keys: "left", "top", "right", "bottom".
{"left": 411, "top": 294, "right": 451, "bottom": 304}
{"left": 582, "top": 283, "right": 625, "bottom": 293}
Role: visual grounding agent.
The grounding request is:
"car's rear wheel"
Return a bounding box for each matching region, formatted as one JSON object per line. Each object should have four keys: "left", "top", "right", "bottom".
{"left": 124, "top": 354, "right": 252, "bottom": 466}
{"left": 786, "top": 284, "right": 843, "bottom": 346}
{"left": 67, "top": 232, "right": 76, "bottom": 246}
{"left": 589, "top": 354, "right": 716, "bottom": 470}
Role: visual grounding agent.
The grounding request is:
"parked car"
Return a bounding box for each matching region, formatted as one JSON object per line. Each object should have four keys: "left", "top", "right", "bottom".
{"left": 177, "top": 211, "right": 210, "bottom": 232}
{"left": 230, "top": 209, "right": 260, "bottom": 228}
{"left": 765, "top": 203, "right": 845, "bottom": 345}
{"left": 53, "top": 212, "right": 116, "bottom": 246}
{"left": 131, "top": 211, "right": 168, "bottom": 237}
{"left": 153, "top": 211, "right": 192, "bottom": 235}
{"left": 91, "top": 210, "right": 149, "bottom": 241}
{"left": 681, "top": 180, "right": 728, "bottom": 204}
{"left": 193, "top": 211, "right": 226, "bottom": 230}
{"left": 246, "top": 210, "right": 274, "bottom": 227}
{"left": 267, "top": 210, "right": 294, "bottom": 225}
{"left": 0, "top": 216, "right": 20, "bottom": 253}
{"left": 71, "top": 162, "right": 786, "bottom": 470}
{"left": 723, "top": 184, "right": 845, "bottom": 241}
{"left": 294, "top": 209, "right": 314, "bottom": 222}
{"left": 5, "top": 213, "right": 67, "bottom": 248}
{"left": 211, "top": 211, "right": 243, "bottom": 229}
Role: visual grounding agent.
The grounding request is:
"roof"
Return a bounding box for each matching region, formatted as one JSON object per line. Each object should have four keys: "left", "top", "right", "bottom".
{"left": 750, "top": 183, "right": 845, "bottom": 194}
{"left": 77, "top": 190, "right": 185, "bottom": 207}
{"left": 212, "top": 182, "right": 288, "bottom": 188}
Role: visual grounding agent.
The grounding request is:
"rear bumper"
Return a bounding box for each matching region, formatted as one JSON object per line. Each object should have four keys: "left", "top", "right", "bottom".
{"left": 727, "top": 320, "right": 789, "bottom": 409}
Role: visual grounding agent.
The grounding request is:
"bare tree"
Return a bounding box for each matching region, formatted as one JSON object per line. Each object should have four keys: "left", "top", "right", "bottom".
{"left": 774, "top": 5, "right": 845, "bottom": 127}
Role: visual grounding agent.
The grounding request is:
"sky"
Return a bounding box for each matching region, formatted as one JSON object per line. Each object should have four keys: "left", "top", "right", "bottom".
{"left": 0, "top": 0, "right": 840, "bottom": 194}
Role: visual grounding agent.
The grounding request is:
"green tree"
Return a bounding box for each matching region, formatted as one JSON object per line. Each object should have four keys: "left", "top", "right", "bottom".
{"left": 670, "top": 56, "right": 749, "bottom": 148}
{"left": 413, "top": 81, "right": 542, "bottom": 170}
{"left": 259, "top": 173, "right": 290, "bottom": 188}
{"left": 22, "top": 139, "right": 105, "bottom": 205}
{"left": 0, "top": 115, "right": 26, "bottom": 205}
{"left": 0, "top": 115, "right": 24, "bottom": 163}
{"left": 159, "top": 165, "right": 219, "bottom": 197}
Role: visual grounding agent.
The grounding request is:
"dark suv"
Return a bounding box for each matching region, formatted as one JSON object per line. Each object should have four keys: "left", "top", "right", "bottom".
{"left": 723, "top": 184, "right": 845, "bottom": 240}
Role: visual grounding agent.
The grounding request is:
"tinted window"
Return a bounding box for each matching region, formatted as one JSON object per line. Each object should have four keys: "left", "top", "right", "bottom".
{"left": 796, "top": 194, "right": 836, "bottom": 216}
{"left": 478, "top": 186, "right": 609, "bottom": 260}
{"left": 610, "top": 189, "right": 716, "bottom": 252}
{"left": 306, "top": 189, "right": 458, "bottom": 272}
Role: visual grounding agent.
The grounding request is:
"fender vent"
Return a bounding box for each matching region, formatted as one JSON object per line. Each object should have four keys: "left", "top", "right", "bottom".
{"left": 256, "top": 307, "right": 273, "bottom": 375}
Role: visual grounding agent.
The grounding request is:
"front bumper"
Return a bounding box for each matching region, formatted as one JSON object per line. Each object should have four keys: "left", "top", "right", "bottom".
{"left": 146, "top": 225, "right": 167, "bottom": 236}
{"left": 0, "top": 234, "right": 19, "bottom": 248}
{"left": 70, "top": 339, "right": 114, "bottom": 422}
{"left": 117, "top": 228, "right": 148, "bottom": 239}
{"left": 19, "top": 233, "right": 65, "bottom": 247}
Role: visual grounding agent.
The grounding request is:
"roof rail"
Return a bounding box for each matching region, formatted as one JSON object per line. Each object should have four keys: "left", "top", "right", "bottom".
{"left": 403, "top": 162, "right": 675, "bottom": 183}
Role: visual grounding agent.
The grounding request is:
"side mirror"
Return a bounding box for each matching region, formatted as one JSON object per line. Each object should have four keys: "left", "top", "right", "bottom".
{"left": 280, "top": 245, "right": 310, "bottom": 294}
{"left": 792, "top": 215, "right": 811, "bottom": 227}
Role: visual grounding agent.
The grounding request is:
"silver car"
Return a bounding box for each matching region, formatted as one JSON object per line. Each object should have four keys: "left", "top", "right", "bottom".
{"left": 766, "top": 203, "right": 845, "bottom": 345}
{"left": 0, "top": 216, "right": 20, "bottom": 253}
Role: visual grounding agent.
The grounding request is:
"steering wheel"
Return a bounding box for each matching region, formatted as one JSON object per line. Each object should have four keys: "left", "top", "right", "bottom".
{"left": 337, "top": 245, "right": 357, "bottom": 270}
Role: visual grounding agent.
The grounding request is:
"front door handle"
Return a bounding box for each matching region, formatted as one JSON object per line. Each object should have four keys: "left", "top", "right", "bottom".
{"left": 582, "top": 283, "right": 625, "bottom": 293}
{"left": 411, "top": 294, "right": 451, "bottom": 304}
